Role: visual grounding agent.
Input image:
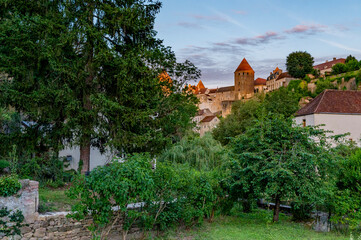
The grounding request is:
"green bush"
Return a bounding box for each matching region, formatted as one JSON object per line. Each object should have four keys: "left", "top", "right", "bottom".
{"left": 331, "top": 149, "right": 361, "bottom": 230}
{"left": 332, "top": 63, "right": 347, "bottom": 75}
{"left": 346, "top": 59, "right": 360, "bottom": 72}
{"left": 0, "top": 160, "right": 10, "bottom": 171}
{"left": 0, "top": 175, "right": 21, "bottom": 197}
{"left": 17, "top": 155, "right": 72, "bottom": 187}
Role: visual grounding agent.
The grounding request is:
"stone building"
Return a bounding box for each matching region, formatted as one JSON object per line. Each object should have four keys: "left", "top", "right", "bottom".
{"left": 191, "top": 58, "right": 255, "bottom": 135}
{"left": 266, "top": 67, "right": 297, "bottom": 92}
{"left": 313, "top": 57, "right": 345, "bottom": 75}
{"left": 254, "top": 78, "right": 267, "bottom": 93}
{"left": 198, "top": 115, "right": 220, "bottom": 137}
{"left": 194, "top": 58, "right": 255, "bottom": 118}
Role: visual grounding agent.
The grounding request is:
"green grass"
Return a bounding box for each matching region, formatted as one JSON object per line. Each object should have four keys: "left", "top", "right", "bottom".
{"left": 38, "top": 187, "right": 77, "bottom": 213}
{"left": 156, "top": 210, "right": 349, "bottom": 240}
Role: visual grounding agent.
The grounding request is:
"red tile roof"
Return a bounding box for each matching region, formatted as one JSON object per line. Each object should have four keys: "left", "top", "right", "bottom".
{"left": 276, "top": 72, "right": 292, "bottom": 79}
{"left": 201, "top": 115, "right": 217, "bottom": 123}
{"left": 254, "top": 78, "right": 266, "bottom": 85}
{"left": 313, "top": 58, "right": 345, "bottom": 71}
{"left": 296, "top": 90, "right": 361, "bottom": 116}
{"left": 197, "top": 80, "right": 205, "bottom": 90}
{"left": 235, "top": 58, "right": 254, "bottom": 73}
{"left": 217, "top": 86, "right": 235, "bottom": 92}
{"left": 209, "top": 88, "right": 217, "bottom": 94}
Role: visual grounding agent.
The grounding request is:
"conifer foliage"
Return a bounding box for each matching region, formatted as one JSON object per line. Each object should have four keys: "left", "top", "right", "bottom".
{"left": 0, "top": 1, "right": 200, "bottom": 172}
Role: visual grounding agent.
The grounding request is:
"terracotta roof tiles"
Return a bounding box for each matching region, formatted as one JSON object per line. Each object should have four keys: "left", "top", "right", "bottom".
{"left": 235, "top": 58, "right": 254, "bottom": 73}
{"left": 254, "top": 78, "right": 267, "bottom": 85}
{"left": 296, "top": 90, "right": 361, "bottom": 116}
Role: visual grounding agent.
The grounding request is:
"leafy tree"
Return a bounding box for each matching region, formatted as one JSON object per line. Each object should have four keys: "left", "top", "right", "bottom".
{"left": 263, "top": 87, "right": 299, "bottom": 117}
{"left": 213, "top": 88, "right": 299, "bottom": 145}
{"left": 0, "top": 1, "right": 199, "bottom": 173}
{"left": 346, "top": 59, "right": 360, "bottom": 72}
{"left": 229, "top": 117, "right": 336, "bottom": 222}
{"left": 286, "top": 51, "right": 314, "bottom": 78}
{"left": 158, "top": 132, "right": 227, "bottom": 171}
{"left": 332, "top": 63, "right": 347, "bottom": 75}
{"left": 68, "top": 154, "right": 155, "bottom": 240}
{"left": 213, "top": 98, "right": 263, "bottom": 145}
{"left": 330, "top": 149, "right": 361, "bottom": 230}
{"left": 345, "top": 55, "right": 357, "bottom": 63}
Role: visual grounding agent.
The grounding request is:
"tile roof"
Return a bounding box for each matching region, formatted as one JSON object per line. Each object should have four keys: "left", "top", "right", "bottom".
{"left": 197, "top": 80, "right": 205, "bottom": 90}
{"left": 276, "top": 72, "right": 292, "bottom": 79}
{"left": 254, "top": 78, "right": 267, "bottom": 85}
{"left": 296, "top": 90, "right": 361, "bottom": 116}
{"left": 209, "top": 88, "right": 217, "bottom": 94}
{"left": 313, "top": 58, "right": 345, "bottom": 71}
{"left": 201, "top": 115, "right": 217, "bottom": 123}
{"left": 235, "top": 58, "right": 254, "bottom": 73}
{"left": 217, "top": 86, "right": 235, "bottom": 92}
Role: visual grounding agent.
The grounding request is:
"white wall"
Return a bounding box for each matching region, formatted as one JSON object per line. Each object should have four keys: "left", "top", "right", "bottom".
{"left": 295, "top": 113, "right": 361, "bottom": 145}
{"left": 294, "top": 114, "right": 315, "bottom": 127}
{"left": 59, "top": 146, "right": 114, "bottom": 171}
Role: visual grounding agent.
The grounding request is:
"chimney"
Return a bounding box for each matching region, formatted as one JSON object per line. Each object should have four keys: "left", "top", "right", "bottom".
{"left": 333, "top": 57, "right": 336, "bottom": 61}
{"left": 326, "top": 60, "right": 328, "bottom": 63}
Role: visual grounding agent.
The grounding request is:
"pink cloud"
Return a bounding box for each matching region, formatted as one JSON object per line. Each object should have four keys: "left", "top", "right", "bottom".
{"left": 284, "top": 24, "right": 327, "bottom": 35}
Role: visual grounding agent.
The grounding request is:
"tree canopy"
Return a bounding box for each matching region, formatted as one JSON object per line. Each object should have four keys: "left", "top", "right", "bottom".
{"left": 228, "top": 116, "right": 336, "bottom": 222}
{"left": 286, "top": 51, "right": 314, "bottom": 78}
{"left": 0, "top": 0, "right": 200, "bottom": 172}
{"left": 213, "top": 89, "right": 299, "bottom": 145}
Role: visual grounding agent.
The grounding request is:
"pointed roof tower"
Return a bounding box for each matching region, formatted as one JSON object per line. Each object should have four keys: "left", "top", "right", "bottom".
{"left": 196, "top": 80, "right": 205, "bottom": 90}
{"left": 235, "top": 58, "right": 254, "bottom": 73}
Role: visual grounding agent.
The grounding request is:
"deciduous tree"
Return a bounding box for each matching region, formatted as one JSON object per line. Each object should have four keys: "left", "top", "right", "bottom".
{"left": 286, "top": 51, "right": 314, "bottom": 78}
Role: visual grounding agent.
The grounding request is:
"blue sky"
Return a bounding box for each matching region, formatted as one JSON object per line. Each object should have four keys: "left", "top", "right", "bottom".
{"left": 154, "top": 0, "right": 361, "bottom": 88}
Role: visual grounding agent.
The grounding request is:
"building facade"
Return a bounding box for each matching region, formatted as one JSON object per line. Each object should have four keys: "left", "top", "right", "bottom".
{"left": 295, "top": 89, "right": 361, "bottom": 145}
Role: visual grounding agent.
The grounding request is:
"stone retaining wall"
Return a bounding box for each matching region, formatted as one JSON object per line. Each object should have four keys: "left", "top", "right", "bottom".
{"left": 6, "top": 212, "right": 142, "bottom": 240}
{"left": 0, "top": 179, "right": 39, "bottom": 222}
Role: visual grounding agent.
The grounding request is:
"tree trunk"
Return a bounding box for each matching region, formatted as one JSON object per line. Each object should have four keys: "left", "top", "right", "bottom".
{"left": 273, "top": 195, "right": 281, "bottom": 222}
{"left": 79, "top": 2, "right": 94, "bottom": 175}
{"left": 80, "top": 140, "right": 91, "bottom": 174}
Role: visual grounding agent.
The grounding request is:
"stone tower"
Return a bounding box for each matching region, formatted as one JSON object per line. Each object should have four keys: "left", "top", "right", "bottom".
{"left": 234, "top": 58, "right": 255, "bottom": 100}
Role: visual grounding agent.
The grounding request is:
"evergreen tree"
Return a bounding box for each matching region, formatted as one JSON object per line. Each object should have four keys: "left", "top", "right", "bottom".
{"left": 0, "top": 1, "right": 200, "bottom": 173}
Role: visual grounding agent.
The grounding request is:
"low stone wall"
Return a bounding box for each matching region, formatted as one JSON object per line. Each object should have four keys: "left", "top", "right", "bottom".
{"left": 0, "top": 179, "right": 143, "bottom": 239}
{"left": 14, "top": 212, "right": 142, "bottom": 240}
{"left": 0, "top": 179, "right": 39, "bottom": 222}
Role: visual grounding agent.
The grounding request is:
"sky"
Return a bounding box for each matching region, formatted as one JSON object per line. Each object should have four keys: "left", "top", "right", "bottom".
{"left": 154, "top": 0, "right": 361, "bottom": 88}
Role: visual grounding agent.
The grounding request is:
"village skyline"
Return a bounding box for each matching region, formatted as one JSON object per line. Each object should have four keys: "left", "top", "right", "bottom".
{"left": 155, "top": 0, "right": 361, "bottom": 88}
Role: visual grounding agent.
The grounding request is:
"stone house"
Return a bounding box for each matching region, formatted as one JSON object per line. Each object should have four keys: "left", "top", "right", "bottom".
{"left": 295, "top": 89, "right": 361, "bottom": 145}
{"left": 254, "top": 78, "right": 267, "bottom": 93}
{"left": 199, "top": 115, "right": 220, "bottom": 137}
{"left": 313, "top": 57, "right": 345, "bottom": 75}
{"left": 267, "top": 67, "right": 297, "bottom": 92}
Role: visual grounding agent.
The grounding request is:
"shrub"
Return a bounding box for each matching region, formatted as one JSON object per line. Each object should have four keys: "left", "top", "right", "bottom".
{"left": 0, "top": 160, "right": 10, "bottom": 171}
{"left": 0, "top": 175, "right": 21, "bottom": 197}
{"left": 17, "top": 155, "right": 71, "bottom": 187}
{"left": 346, "top": 59, "right": 360, "bottom": 72}
{"left": 332, "top": 63, "right": 347, "bottom": 75}
{"left": 68, "top": 154, "right": 155, "bottom": 239}
{"left": 331, "top": 149, "right": 361, "bottom": 230}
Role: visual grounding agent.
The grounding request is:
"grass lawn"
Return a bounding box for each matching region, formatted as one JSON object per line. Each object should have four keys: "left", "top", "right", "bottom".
{"left": 157, "top": 210, "right": 349, "bottom": 240}
{"left": 38, "top": 187, "right": 77, "bottom": 213}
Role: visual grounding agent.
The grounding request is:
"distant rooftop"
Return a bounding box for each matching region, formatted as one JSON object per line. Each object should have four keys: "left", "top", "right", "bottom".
{"left": 313, "top": 58, "right": 345, "bottom": 71}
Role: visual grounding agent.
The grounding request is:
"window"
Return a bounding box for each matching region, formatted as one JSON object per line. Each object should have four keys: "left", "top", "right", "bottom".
{"left": 302, "top": 119, "right": 306, "bottom": 127}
